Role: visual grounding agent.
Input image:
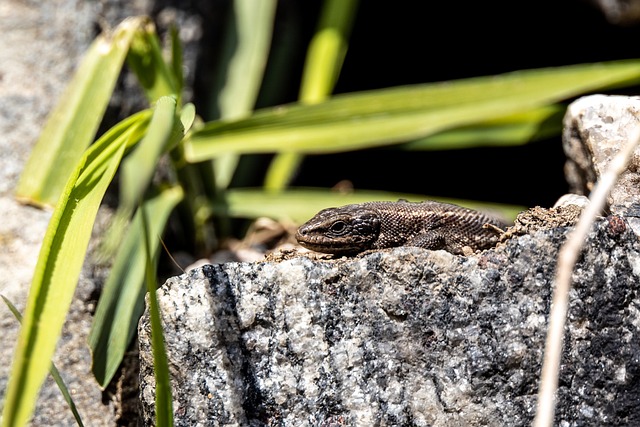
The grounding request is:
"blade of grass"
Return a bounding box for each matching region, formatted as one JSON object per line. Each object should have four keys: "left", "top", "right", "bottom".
{"left": 15, "top": 16, "right": 147, "bottom": 208}
{"left": 120, "top": 97, "right": 182, "bottom": 214}
{"left": 99, "top": 98, "right": 188, "bottom": 260}
{"left": 1, "top": 296, "right": 85, "bottom": 427}
{"left": 298, "top": 0, "right": 359, "bottom": 103}
{"left": 127, "top": 21, "right": 180, "bottom": 103}
{"left": 210, "top": 187, "right": 523, "bottom": 223}
{"left": 401, "top": 104, "right": 565, "bottom": 150}
{"left": 89, "top": 186, "right": 183, "bottom": 388}
{"left": 140, "top": 199, "right": 174, "bottom": 427}
{"left": 185, "top": 60, "right": 640, "bottom": 161}
{"left": 1, "top": 126, "right": 130, "bottom": 427}
{"left": 210, "top": 0, "right": 277, "bottom": 190}
{"left": 264, "top": 0, "right": 359, "bottom": 191}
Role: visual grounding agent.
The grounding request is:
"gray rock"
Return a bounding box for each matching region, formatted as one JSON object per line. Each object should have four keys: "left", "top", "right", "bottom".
{"left": 563, "top": 94, "right": 640, "bottom": 215}
{"left": 586, "top": 0, "right": 640, "bottom": 25}
{"left": 139, "top": 217, "right": 640, "bottom": 426}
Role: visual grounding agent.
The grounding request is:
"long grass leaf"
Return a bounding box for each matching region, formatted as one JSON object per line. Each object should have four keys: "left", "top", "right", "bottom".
{"left": 185, "top": 60, "right": 640, "bottom": 161}
{"left": 1, "top": 132, "right": 128, "bottom": 427}
{"left": 120, "top": 97, "right": 181, "bottom": 213}
{"left": 127, "top": 22, "right": 179, "bottom": 103}
{"left": 1, "top": 296, "right": 84, "bottom": 427}
{"left": 211, "top": 0, "right": 277, "bottom": 190}
{"left": 15, "top": 17, "right": 147, "bottom": 208}
{"left": 214, "top": 188, "right": 524, "bottom": 223}
{"left": 89, "top": 186, "right": 183, "bottom": 388}
{"left": 140, "top": 202, "right": 174, "bottom": 427}
{"left": 402, "top": 104, "right": 565, "bottom": 150}
{"left": 217, "top": 0, "right": 277, "bottom": 120}
{"left": 99, "top": 98, "right": 186, "bottom": 260}
{"left": 298, "top": 0, "right": 359, "bottom": 104}
{"left": 264, "top": 0, "right": 359, "bottom": 191}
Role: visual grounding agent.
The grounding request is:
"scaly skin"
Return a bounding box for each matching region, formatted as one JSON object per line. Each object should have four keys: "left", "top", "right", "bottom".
{"left": 296, "top": 200, "right": 506, "bottom": 255}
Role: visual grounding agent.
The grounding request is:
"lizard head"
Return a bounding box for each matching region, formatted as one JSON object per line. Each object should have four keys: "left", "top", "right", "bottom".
{"left": 295, "top": 206, "right": 381, "bottom": 255}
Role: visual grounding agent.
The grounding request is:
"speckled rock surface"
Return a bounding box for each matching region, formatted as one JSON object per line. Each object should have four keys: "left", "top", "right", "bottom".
{"left": 139, "top": 217, "right": 640, "bottom": 426}
{"left": 563, "top": 95, "right": 640, "bottom": 213}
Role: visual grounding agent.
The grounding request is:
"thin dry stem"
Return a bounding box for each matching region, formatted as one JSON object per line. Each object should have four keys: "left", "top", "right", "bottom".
{"left": 533, "top": 125, "right": 640, "bottom": 427}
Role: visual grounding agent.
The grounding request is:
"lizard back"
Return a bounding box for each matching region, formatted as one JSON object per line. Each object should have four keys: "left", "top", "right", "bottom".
{"left": 365, "top": 200, "right": 504, "bottom": 254}
{"left": 296, "top": 200, "right": 506, "bottom": 255}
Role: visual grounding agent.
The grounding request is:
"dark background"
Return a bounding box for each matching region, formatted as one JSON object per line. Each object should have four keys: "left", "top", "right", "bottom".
{"left": 185, "top": 0, "right": 640, "bottom": 208}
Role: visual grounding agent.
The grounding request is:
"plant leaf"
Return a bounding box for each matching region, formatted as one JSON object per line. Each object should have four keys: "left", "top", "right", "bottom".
{"left": 185, "top": 60, "right": 640, "bottom": 161}
{"left": 401, "top": 104, "right": 565, "bottom": 150}
{"left": 264, "top": 0, "right": 359, "bottom": 191}
{"left": 213, "top": 187, "right": 524, "bottom": 223}
{"left": 89, "top": 186, "right": 183, "bottom": 388}
{"left": 127, "top": 21, "right": 179, "bottom": 103}
{"left": 298, "top": 0, "right": 359, "bottom": 104}
{"left": 1, "top": 125, "right": 130, "bottom": 427}
{"left": 120, "top": 97, "right": 181, "bottom": 214}
{"left": 210, "top": 0, "right": 278, "bottom": 190}
{"left": 15, "top": 16, "right": 147, "bottom": 208}
{"left": 140, "top": 201, "right": 174, "bottom": 427}
{"left": 1, "top": 295, "right": 85, "bottom": 427}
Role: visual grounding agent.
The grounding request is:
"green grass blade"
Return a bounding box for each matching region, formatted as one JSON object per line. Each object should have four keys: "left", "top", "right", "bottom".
{"left": 211, "top": 0, "right": 277, "bottom": 190}
{"left": 216, "top": 0, "right": 277, "bottom": 120}
{"left": 1, "top": 296, "right": 85, "bottom": 427}
{"left": 99, "top": 98, "right": 188, "bottom": 259}
{"left": 185, "top": 60, "right": 640, "bottom": 161}
{"left": 120, "top": 97, "right": 181, "bottom": 213}
{"left": 213, "top": 188, "right": 524, "bottom": 223}
{"left": 15, "top": 16, "right": 147, "bottom": 208}
{"left": 1, "top": 131, "right": 128, "bottom": 427}
{"left": 264, "top": 0, "right": 359, "bottom": 191}
{"left": 127, "top": 21, "right": 179, "bottom": 103}
{"left": 402, "top": 104, "right": 565, "bottom": 150}
{"left": 298, "top": 0, "right": 359, "bottom": 103}
{"left": 89, "top": 186, "right": 183, "bottom": 388}
{"left": 140, "top": 201, "right": 174, "bottom": 427}
{"left": 179, "top": 103, "right": 196, "bottom": 134}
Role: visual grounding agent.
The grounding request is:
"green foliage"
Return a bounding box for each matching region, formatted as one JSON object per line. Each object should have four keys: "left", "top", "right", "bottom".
{"left": 2, "top": 109, "right": 131, "bottom": 427}
{"left": 6, "top": 4, "right": 640, "bottom": 426}
{"left": 185, "top": 60, "right": 640, "bottom": 160}
{"left": 208, "top": 0, "right": 278, "bottom": 191}
{"left": 1, "top": 296, "right": 85, "bottom": 427}
{"left": 140, "top": 204, "right": 174, "bottom": 427}
{"left": 14, "top": 16, "right": 147, "bottom": 208}
{"left": 264, "top": 0, "right": 359, "bottom": 191}
{"left": 89, "top": 186, "right": 182, "bottom": 388}
{"left": 214, "top": 188, "right": 524, "bottom": 223}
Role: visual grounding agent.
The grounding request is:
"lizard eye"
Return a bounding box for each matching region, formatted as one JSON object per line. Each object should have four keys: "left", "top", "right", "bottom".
{"left": 329, "top": 220, "right": 347, "bottom": 235}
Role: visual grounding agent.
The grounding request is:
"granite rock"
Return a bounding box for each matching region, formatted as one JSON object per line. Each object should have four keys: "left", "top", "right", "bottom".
{"left": 139, "top": 217, "right": 640, "bottom": 426}
{"left": 563, "top": 95, "right": 640, "bottom": 212}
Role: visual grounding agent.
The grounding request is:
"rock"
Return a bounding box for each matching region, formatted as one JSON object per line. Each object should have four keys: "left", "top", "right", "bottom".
{"left": 563, "top": 94, "right": 640, "bottom": 237}
{"left": 139, "top": 216, "right": 640, "bottom": 426}
{"left": 563, "top": 95, "right": 640, "bottom": 210}
{"left": 586, "top": 0, "right": 640, "bottom": 25}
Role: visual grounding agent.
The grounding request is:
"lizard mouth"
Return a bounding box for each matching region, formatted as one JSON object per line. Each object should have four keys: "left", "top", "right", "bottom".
{"left": 295, "top": 229, "right": 371, "bottom": 254}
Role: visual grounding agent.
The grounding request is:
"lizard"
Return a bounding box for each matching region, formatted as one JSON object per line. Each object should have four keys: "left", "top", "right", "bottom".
{"left": 295, "top": 200, "right": 506, "bottom": 256}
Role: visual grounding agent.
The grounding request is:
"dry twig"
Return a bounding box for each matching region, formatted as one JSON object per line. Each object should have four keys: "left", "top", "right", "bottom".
{"left": 533, "top": 125, "right": 640, "bottom": 427}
